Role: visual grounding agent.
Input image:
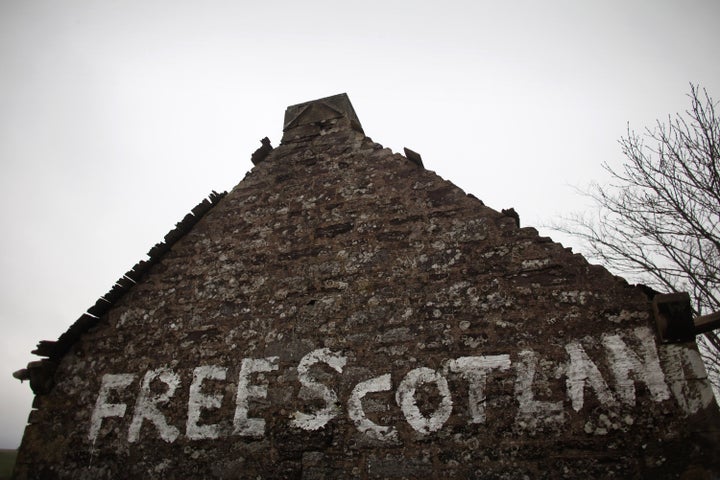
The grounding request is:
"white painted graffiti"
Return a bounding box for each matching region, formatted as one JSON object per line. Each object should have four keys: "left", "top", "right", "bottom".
{"left": 88, "top": 327, "right": 714, "bottom": 443}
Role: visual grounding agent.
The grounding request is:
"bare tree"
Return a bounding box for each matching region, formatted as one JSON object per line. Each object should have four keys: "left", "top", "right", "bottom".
{"left": 556, "top": 84, "right": 720, "bottom": 385}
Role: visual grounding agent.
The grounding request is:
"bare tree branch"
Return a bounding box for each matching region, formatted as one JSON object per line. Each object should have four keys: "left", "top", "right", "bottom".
{"left": 553, "top": 83, "right": 720, "bottom": 389}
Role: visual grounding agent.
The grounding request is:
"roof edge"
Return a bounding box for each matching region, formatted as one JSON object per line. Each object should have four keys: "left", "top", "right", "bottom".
{"left": 13, "top": 190, "right": 227, "bottom": 394}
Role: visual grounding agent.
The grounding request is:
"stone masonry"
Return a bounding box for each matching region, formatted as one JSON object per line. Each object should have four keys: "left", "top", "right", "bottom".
{"left": 13, "top": 94, "right": 720, "bottom": 479}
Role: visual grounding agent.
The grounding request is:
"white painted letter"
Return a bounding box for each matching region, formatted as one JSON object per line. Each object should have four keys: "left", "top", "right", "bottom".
{"left": 347, "top": 373, "right": 398, "bottom": 442}
{"left": 603, "top": 327, "right": 670, "bottom": 405}
{"left": 291, "top": 348, "right": 347, "bottom": 431}
{"left": 448, "top": 355, "right": 510, "bottom": 424}
{"left": 565, "top": 341, "right": 615, "bottom": 411}
{"left": 128, "top": 368, "right": 180, "bottom": 443}
{"left": 659, "top": 344, "right": 715, "bottom": 414}
{"left": 234, "top": 357, "right": 279, "bottom": 437}
{"left": 186, "top": 365, "right": 227, "bottom": 440}
{"left": 88, "top": 373, "right": 135, "bottom": 441}
{"left": 396, "top": 367, "right": 453, "bottom": 435}
{"left": 515, "top": 350, "right": 564, "bottom": 427}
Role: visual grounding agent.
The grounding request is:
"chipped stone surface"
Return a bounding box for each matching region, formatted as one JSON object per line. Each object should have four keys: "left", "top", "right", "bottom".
{"left": 13, "top": 94, "right": 720, "bottom": 479}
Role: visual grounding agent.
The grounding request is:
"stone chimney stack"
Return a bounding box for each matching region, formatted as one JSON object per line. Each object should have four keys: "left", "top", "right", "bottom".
{"left": 282, "top": 93, "right": 364, "bottom": 144}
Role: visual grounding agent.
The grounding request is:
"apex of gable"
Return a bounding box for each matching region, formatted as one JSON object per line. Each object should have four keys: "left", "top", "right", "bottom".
{"left": 282, "top": 93, "right": 363, "bottom": 143}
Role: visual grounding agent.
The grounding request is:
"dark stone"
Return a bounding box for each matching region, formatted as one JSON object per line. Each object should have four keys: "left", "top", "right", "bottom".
{"left": 653, "top": 292, "right": 696, "bottom": 342}
{"left": 403, "top": 147, "right": 424, "bottom": 167}
{"left": 501, "top": 207, "right": 520, "bottom": 228}
{"left": 251, "top": 137, "right": 274, "bottom": 165}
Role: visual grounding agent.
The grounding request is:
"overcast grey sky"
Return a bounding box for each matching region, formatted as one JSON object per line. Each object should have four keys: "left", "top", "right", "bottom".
{"left": 1, "top": 0, "right": 719, "bottom": 449}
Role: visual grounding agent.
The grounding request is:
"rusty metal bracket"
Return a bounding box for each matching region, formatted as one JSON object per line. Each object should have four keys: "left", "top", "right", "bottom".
{"left": 695, "top": 311, "right": 720, "bottom": 335}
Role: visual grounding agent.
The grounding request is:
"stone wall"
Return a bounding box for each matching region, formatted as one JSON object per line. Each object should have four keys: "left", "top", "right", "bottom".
{"left": 13, "top": 94, "right": 720, "bottom": 479}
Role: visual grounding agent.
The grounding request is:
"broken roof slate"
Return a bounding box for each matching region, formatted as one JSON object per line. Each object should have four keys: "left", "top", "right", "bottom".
{"left": 14, "top": 190, "right": 227, "bottom": 392}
